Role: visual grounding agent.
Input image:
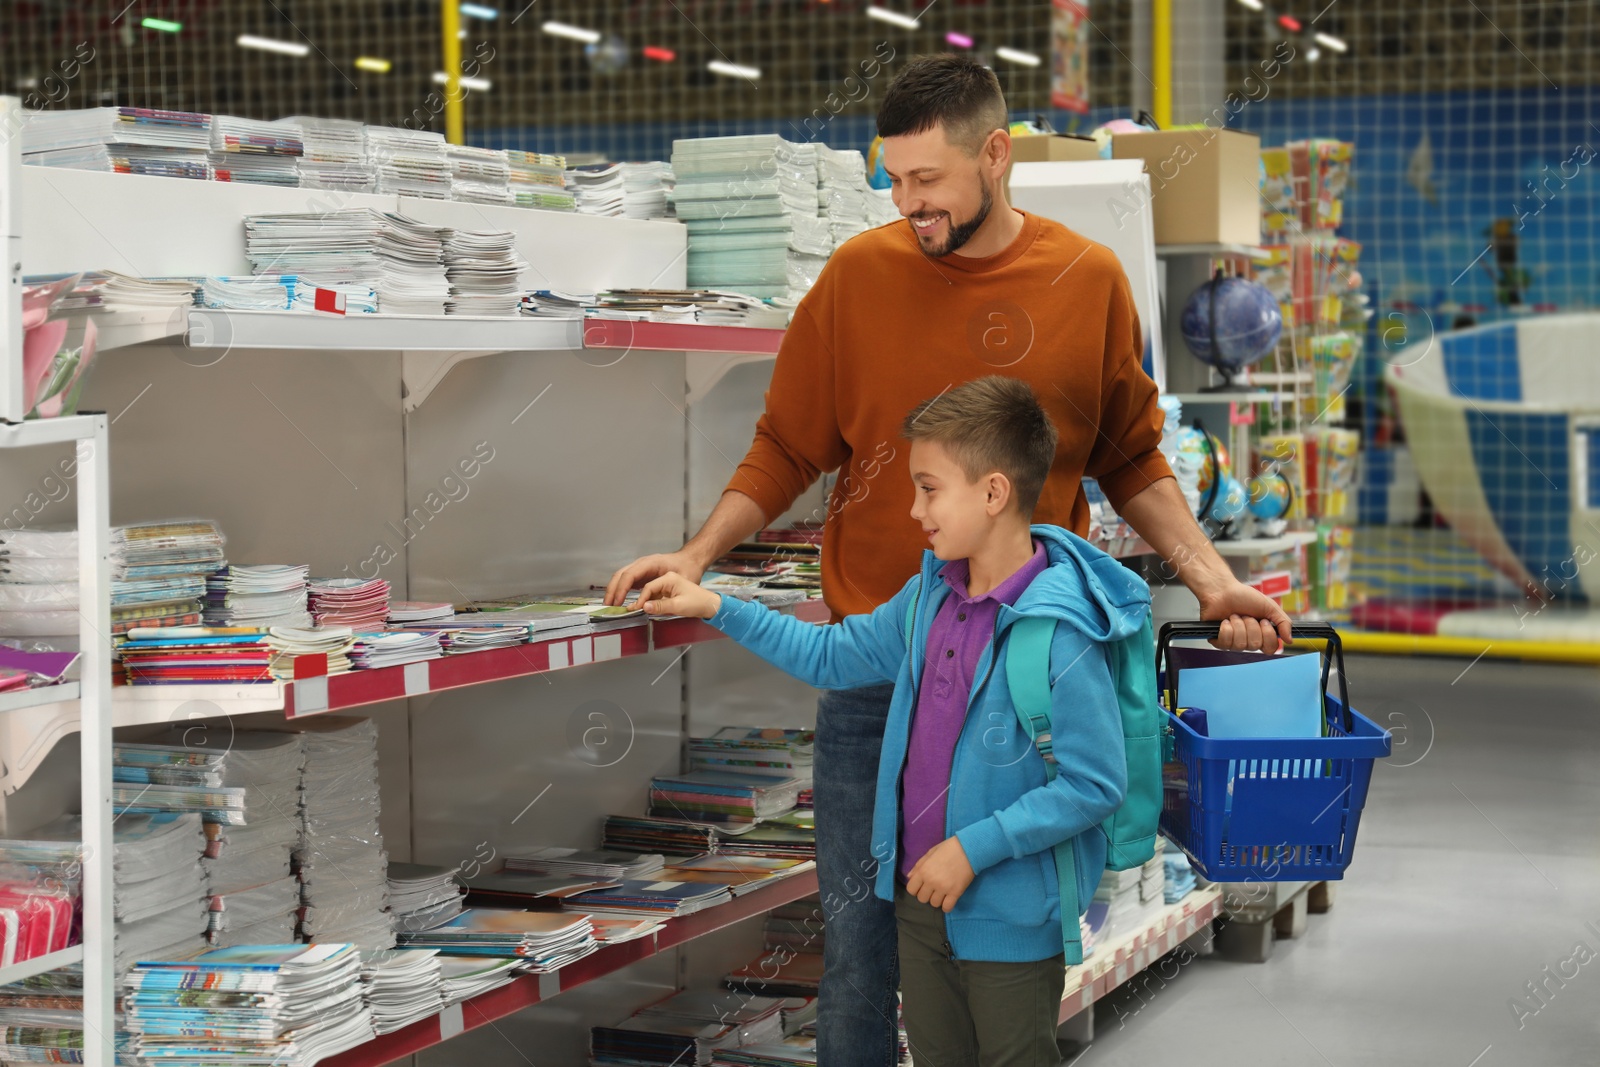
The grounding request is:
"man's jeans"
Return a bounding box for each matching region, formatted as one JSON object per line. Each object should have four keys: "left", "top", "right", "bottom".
{"left": 814, "top": 682, "right": 900, "bottom": 1067}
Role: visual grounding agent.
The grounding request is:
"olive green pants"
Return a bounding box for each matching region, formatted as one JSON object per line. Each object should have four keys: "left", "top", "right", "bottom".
{"left": 894, "top": 886, "right": 1066, "bottom": 1067}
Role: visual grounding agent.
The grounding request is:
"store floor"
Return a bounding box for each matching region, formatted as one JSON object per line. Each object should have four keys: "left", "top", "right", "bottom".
{"left": 1063, "top": 653, "right": 1600, "bottom": 1067}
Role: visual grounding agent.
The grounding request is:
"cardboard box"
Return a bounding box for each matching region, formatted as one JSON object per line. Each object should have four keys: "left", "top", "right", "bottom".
{"left": 1111, "top": 128, "right": 1262, "bottom": 246}
{"left": 1003, "top": 133, "right": 1098, "bottom": 202}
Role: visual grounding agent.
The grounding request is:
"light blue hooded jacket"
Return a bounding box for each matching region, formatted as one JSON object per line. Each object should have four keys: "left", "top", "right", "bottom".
{"left": 708, "top": 524, "right": 1151, "bottom": 963}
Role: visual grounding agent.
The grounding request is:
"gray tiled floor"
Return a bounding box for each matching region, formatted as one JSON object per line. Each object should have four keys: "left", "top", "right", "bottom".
{"left": 1068, "top": 654, "right": 1600, "bottom": 1067}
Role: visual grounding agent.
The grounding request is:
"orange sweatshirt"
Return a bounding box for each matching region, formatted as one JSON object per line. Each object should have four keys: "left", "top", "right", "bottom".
{"left": 727, "top": 209, "right": 1174, "bottom": 620}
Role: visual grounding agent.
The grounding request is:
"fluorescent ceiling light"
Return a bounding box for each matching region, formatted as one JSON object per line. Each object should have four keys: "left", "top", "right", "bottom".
{"left": 141, "top": 17, "right": 183, "bottom": 32}
{"left": 434, "top": 71, "right": 492, "bottom": 90}
{"left": 460, "top": 2, "right": 499, "bottom": 18}
{"left": 866, "top": 6, "right": 919, "bottom": 30}
{"left": 946, "top": 31, "right": 974, "bottom": 48}
{"left": 237, "top": 34, "right": 310, "bottom": 57}
{"left": 354, "top": 56, "right": 392, "bottom": 73}
{"left": 707, "top": 59, "right": 761, "bottom": 80}
{"left": 1313, "top": 32, "right": 1348, "bottom": 52}
{"left": 1236, "top": 0, "right": 1263, "bottom": 10}
{"left": 995, "top": 46, "right": 1041, "bottom": 67}
{"left": 542, "top": 21, "right": 601, "bottom": 44}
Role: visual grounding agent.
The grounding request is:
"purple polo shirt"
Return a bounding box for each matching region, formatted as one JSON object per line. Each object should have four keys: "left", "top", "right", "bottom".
{"left": 899, "top": 540, "right": 1049, "bottom": 881}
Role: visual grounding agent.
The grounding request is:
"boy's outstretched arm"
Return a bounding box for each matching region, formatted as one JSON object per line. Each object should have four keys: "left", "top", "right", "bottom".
{"left": 638, "top": 571, "right": 913, "bottom": 691}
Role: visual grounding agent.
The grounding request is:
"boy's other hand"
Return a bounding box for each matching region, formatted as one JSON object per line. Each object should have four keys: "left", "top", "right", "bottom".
{"left": 905, "top": 837, "right": 975, "bottom": 913}
{"left": 637, "top": 572, "right": 721, "bottom": 621}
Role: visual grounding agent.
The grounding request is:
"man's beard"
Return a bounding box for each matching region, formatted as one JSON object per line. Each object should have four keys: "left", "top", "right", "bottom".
{"left": 911, "top": 181, "right": 993, "bottom": 258}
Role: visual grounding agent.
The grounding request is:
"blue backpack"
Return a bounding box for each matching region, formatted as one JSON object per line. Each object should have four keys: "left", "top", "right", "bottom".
{"left": 904, "top": 596, "right": 1163, "bottom": 965}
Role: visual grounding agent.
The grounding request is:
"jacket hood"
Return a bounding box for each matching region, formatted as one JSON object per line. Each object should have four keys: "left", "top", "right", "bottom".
{"left": 921, "top": 523, "right": 1149, "bottom": 644}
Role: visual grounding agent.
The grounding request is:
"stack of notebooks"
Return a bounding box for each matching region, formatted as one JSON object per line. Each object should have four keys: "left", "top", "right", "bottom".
{"left": 118, "top": 626, "right": 274, "bottom": 684}
{"left": 204, "top": 564, "right": 312, "bottom": 627}
{"left": 503, "top": 848, "right": 665, "bottom": 881}
{"left": 671, "top": 135, "right": 830, "bottom": 300}
{"left": 520, "top": 289, "right": 591, "bottom": 319}
{"left": 280, "top": 116, "right": 374, "bottom": 191}
{"left": 46, "top": 270, "right": 200, "bottom": 314}
{"left": 361, "top": 948, "right": 443, "bottom": 1034}
{"left": 2, "top": 812, "right": 211, "bottom": 973}
{"left": 586, "top": 288, "right": 786, "bottom": 327}
{"left": 621, "top": 161, "right": 674, "bottom": 220}
{"left": 433, "top": 620, "right": 528, "bottom": 654}
{"left": 0, "top": 970, "right": 141, "bottom": 1065}
{"left": 201, "top": 274, "right": 300, "bottom": 311}
{"left": 387, "top": 600, "right": 454, "bottom": 625}
{"left": 708, "top": 809, "right": 815, "bottom": 862}
{"left": 1091, "top": 867, "right": 1148, "bottom": 941}
{"left": 116, "top": 731, "right": 306, "bottom": 948}
{"left": 386, "top": 862, "right": 465, "bottom": 935}
{"left": 602, "top": 815, "right": 719, "bottom": 857}
{"left": 1140, "top": 835, "right": 1166, "bottom": 909}
{"left": 506, "top": 150, "right": 576, "bottom": 210}
{"left": 21, "top": 106, "right": 212, "bottom": 180}
{"left": 689, "top": 728, "right": 813, "bottom": 780}
{"left": 761, "top": 896, "right": 823, "bottom": 959}
{"left": 446, "top": 144, "right": 513, "bottom": 205}
{"left": 307, "top": 577, "right": 391, "bottom": 630}
{"left": 364, "top": 126, "right": 451, "bottom": 198}
{"left": 566, "top": 163, "right": 626, "bottom": 216}
{"left": 591, "top": 990, "right": 788, "bottom": 1066}
{"left": 648, "top": 771, "right": 805, "bottom": 827}
{"left": 710, "top": 1041, "right": 820, "bottom": 1066}
{"left": 0, "top": 520, "right": 225, "bottom": 644}
{"left": 397, "top": 909, "right": 597, "bottom": 971}
{"left": 243, "top": 209, "right": 452, "bottom": 315}
{"left": 443, "top": 229, "right": 526, "bottom": 316}
{"left": 348, "top": 630, "right": 443, "bottom": 670}
{"left": 208, "top": 115, "right": 303, "bottom": 186}
{"left": 267, "top": 626, "right": 356, "bottom": 679}
{"left": 561, "top": 879, "right": 731, "bottom": 920}
{"left": 125, "top": 943, "right": 375, "bottom": 1066}
{"left": 659, "top": 855, "right": 816, "bottom": 898}
{"left": 724, "top": 949, "right": 824, "bottom": 999}
{"left": 818, "top": 146, "right": 898, "bottom": 251}
{"left": 1164, "top": 846, "right": 1197, "bottom": 904}
{"left": 439, "top": 956, "right": 523, "bottom": 1004}
{"left": 291, "top": 717, "right": 394, "bottom": 951}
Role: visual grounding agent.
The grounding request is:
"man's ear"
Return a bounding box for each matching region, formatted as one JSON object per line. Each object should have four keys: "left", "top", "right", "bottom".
{"left": 985, "top": 128, "right": 1012, "bottom": 181}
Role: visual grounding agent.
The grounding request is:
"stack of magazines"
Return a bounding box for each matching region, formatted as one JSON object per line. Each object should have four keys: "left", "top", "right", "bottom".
{"left": 671, "top": 135, "right": 830, "bottom": 301}
{"left": 209, "top": 115, "right": 303, "bottom": 187}
{"left": 506, "top": 150, "right": 575, "bottom": 210}
{"left": 279, "top": 116, "right": 374, "bottom": 191}
{"left": 361, "top": 948, "right": 443, "bottom": 1034}
{"left": 386, "top": 862, "right": 464, "bottom": 935}
{"left": 307, "top": 577, "right": 391, "bottom": 630}
{"left": 688, "top": 728, "right": 814, "bottom": 779}
{"left": 21, "top": 106, "right": 212, "bottom": 180}
{"left": 396, "top": 909, "right": 597, "bottom": 971}
{"left": 364, "top": 127, "right": 451, "bottom": 198}
{"left": 203, "top": 564, "right": 312, "bottom": 628}
{"left": 566, "top": 163, "right": 625, "bottom": 216}
{"left": 125, "top": 943, "right": 375, "bottom": 1066}
{"left": 443, "top": 229, "right": 526, "bottom": 316}
{"left": 818, "top": 146, "right": 898, "bottom": 251}
{"left": 447, "top": 144, "right": 513, "bottom": 205}
{"left": 648, "top": 771, "right": 805, "bottom": 826}
{"left": 243, "top": 209, "right": 452, "bottom": 315}
{"left": 291, "top": 717, "right": 394, "bottom": 951}
{"left": 591, "top": 990, "right": 788, "bottom": 1066}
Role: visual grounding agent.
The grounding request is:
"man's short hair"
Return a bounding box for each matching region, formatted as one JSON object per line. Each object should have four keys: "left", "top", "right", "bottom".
{"left": 901, "top": 376, "right": 1059, "bottom": 515}
{"left": 876, "top": 53, "right": 1009, "bottom": 157}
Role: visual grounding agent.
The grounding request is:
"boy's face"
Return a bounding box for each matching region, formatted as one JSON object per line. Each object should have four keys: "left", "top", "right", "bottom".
{"left": 908, "top": 438, "right": 1005, "bottom": 560}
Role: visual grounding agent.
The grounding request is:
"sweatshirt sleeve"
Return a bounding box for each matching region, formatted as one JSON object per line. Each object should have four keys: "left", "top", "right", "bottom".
{"left": 954, "top": 625, "right": 1128, "bottom": 874}
{"left": 1085, "top": 267, "right": 1176, "bottom": 512}
{"left": 725, "top": 302, "right": 851, "bottom": 523}
{"left": 705, "top": 574, "right": 918, "bottom": 691}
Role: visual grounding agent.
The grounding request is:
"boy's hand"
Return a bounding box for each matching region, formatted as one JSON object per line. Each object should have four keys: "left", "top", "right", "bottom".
{"left": 905, "top": 837, "right": 975, "bottom": 913}
{"left": 637, "top": 572, "right": 721, "bottom": 621}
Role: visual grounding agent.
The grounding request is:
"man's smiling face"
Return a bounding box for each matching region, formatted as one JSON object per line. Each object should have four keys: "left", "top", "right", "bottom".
{"left": 881, "top": 123, "right": 996, "bottom": 258}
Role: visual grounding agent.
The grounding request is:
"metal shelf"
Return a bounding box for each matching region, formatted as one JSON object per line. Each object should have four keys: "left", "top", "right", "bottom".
{"left": 1167, "top": 391, "right": 1298, "bottom": 404}
{"left": 322, "top": 870, "right": 819, "bottom": 1067}
{"left": 0, "top": 681, "right": 80, "bottom": 713}
{"left": 1210, "top": 530, "right": 1319, "bottom": 557}
{"left": 1155, "top": 243, "right": 1269, "bottom": 259}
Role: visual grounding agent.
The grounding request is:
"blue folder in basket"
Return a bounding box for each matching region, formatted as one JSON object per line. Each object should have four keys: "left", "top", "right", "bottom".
{"left": 1175, "top": 652, "right": 1323, "bottom": 740}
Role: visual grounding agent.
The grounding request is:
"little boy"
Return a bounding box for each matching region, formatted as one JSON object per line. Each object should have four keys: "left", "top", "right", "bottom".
{"left": 638, "top": 376, "right": 1150, "bottom": 1066}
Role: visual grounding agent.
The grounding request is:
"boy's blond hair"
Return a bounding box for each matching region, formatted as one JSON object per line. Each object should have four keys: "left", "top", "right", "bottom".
{"left": 901, "top": 376, "right": 1059, "bottom": 515}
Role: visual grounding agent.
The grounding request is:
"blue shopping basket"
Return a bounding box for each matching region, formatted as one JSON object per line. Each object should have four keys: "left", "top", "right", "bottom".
{"left": 1156, "top": 622, "right": 1391, "bottom": 882}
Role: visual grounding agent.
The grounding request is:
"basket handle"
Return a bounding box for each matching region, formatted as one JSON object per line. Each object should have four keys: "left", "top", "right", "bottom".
{"left": 1156, "top": 621, "right": 1351, "bottom": 733}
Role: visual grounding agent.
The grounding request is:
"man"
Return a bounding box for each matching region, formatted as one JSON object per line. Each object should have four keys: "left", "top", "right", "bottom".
{"left": 607, "top": 54, "right": 1291, "bottom": 1066}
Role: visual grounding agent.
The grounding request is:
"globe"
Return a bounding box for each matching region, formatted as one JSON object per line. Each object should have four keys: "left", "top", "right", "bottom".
{"left": 1209, "top": 475, "right": 1249, "bottom": 524}
{"left": 1174, "top": 427, "right": 1230, "bottom": 494}
{"left": 1247, "top": 472, "right": 1293, "bottom": 520}
{"left": 1180, "top": 276, "right": 1284, "bottom": 385}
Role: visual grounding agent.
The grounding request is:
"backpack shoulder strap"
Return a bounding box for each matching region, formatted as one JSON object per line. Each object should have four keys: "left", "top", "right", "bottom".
{"left": 1004, "top": 615, "right": 1083, "bottom": 966}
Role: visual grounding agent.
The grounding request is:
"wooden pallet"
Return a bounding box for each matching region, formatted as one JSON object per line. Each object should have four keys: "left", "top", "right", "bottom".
{"left": 1212, "top": 880, "right": 1337, "bottom": 963}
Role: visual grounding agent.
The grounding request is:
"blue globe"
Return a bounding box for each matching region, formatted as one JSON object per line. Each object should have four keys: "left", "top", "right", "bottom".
{"left": 1180, "top": 277, "right": 1283, "bottom": 379}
